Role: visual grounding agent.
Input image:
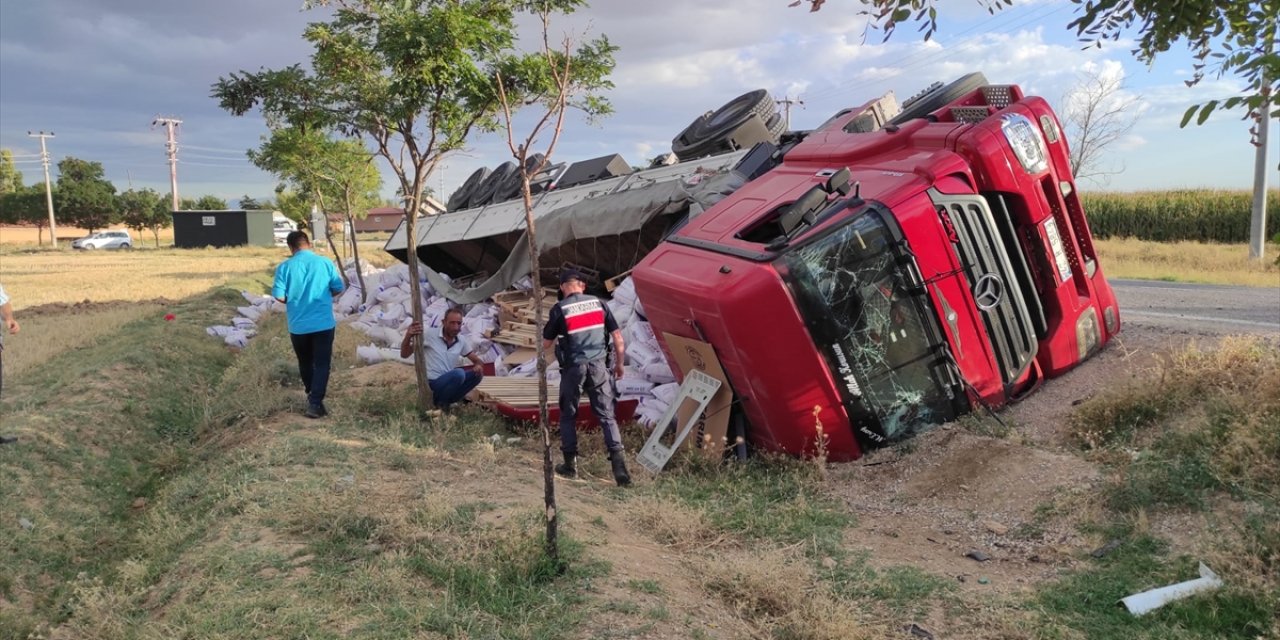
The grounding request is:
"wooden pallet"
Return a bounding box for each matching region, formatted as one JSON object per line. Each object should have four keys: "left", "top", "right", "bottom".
{"left": 491, "top": 321, "right": 540, "bottom": 347}
{"left": 475, "top": 377, "right": 560, "bottom": 406}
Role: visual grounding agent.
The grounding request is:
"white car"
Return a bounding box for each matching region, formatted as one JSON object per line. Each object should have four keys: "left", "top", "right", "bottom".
{"left": 274, "top": 220, "right": 297, "bottom": 245}
{"left": 72, "top": 230, "right": 133, "bottom": 250}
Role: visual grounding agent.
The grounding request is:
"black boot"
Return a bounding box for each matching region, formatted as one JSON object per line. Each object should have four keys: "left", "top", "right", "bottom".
{"left": 609, "top": 451, "right": 631, "bottom": 487}
{"left": 555, "top": 454, "right": 577, "bottom": 479}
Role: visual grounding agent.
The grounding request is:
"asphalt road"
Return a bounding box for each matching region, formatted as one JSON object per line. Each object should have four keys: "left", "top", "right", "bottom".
{"left": 1111, "top": 278, "right": 1280, "bottom": 335}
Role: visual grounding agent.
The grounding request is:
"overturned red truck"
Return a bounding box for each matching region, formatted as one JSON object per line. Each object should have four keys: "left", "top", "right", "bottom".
{"left": 385, "top": 72, "right": 1120, "bottom": 461}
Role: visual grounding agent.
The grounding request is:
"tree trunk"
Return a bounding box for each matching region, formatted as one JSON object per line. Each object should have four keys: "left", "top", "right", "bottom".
{"left": 315, "top": 192, "right": 350, "bottom": 290}
{"left": 523, "top": 172, "right": 559, "bottom": 569}
{"left": 348, "top": 212, "right": 368, "bottom": 304}
{"left": 403, "top": 188, "right": 433, "bottom": 416}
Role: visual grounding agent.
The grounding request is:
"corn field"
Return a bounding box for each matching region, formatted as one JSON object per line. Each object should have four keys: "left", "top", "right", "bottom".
{"left": 1081, "top": 189, "right": 1280, "bottom": 243}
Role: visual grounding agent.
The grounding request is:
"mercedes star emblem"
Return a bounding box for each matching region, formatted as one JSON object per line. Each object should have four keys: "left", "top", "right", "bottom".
{"left": 973, "top": 273, "right": 1004, "bottom": 311}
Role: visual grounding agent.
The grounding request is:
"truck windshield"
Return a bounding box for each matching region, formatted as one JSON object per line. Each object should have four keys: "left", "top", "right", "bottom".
{"left": 779, "top": 208, "right": 961, "bottom": 445}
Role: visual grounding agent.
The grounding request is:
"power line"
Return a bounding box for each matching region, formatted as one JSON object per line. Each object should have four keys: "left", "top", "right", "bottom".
{"left": 182, "top": 144, "right": 249, "bottom": 154}
{"left": 776, "top": 96, "right": 805, "bottom": 129}
{"left": 25, "top": 131, "right": 59, "bottom": 247}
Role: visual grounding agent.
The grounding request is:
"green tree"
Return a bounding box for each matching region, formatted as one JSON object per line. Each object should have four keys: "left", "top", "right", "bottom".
{"left": 213, "top": 0, "right": 612, "bottom": 417}
{"left": 249, "top": 127, "right": 383, "bottom": 298}
{"left": 55, "top": 157, "right": 117, "bottom": 233}
{"left": 273, "top": 187, "right": 310, "bottom": 226}
{"left": 796, "top": 0, "right": 1278, "bottom": 124}
{"left": 239, "top": 194, "right": 263, "bottom": 209}
{"left": 0, "top": 149, "right": 24, "bottom": 196}
{"left": 0, "top": 184, "right": 54, "bottom": 245}
{"left": 193, "top": 195, "right": 228, "bottom": 210}
{"left": 117, "top": 188, "right": 172, "bottom": 248}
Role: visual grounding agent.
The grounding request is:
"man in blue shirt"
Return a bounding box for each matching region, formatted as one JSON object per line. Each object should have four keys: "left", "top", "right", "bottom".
{"left": 273, "top": 231, "right": 344, "bottom": 418}
{"left": 399, "top": 308, "right": 485, "bottom": 411}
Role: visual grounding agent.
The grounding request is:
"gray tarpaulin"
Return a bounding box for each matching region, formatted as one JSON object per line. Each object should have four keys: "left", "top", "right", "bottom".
{"left": 420, "top": 171, "right": 748, "bottom": 304}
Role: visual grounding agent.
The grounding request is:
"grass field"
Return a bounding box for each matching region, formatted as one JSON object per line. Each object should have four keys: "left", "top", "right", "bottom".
{"left": 1094, "top": 238, "right": 1280, "bottom": 287}
{"left": 1, "top": 278, "right": 1274, "bottom": 639}
{"left": 0, "top": 235, "right": 1276, "bottom": 639}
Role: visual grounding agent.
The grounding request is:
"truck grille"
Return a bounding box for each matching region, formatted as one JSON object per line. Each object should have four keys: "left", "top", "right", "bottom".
{"left": 929, "top": 189, "right": 1037, "bottom": 386}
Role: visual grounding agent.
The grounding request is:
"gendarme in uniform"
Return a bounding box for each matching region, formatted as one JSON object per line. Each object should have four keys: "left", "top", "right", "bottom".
{"left": 542, "top": 269, "right": 631, "bottom": 485}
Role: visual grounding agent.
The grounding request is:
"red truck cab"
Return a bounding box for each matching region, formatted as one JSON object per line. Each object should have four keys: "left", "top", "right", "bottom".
{"left": 633, "top": 76, "right": 1120, "bottom": 461}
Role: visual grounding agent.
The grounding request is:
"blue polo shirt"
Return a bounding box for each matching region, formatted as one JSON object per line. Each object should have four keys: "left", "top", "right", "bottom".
{"left": 272, "top": 250, "right": 343, "bottom": 334}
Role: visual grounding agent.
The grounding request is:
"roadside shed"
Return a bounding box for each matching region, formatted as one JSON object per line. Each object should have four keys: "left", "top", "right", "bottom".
{"left": 172, "top": 210, "right": 275, "bottom": 248}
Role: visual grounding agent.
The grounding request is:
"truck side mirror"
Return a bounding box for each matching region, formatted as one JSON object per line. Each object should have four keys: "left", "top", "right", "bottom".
{"left": 824, "top": 168, "right": 851, "bottom": 196}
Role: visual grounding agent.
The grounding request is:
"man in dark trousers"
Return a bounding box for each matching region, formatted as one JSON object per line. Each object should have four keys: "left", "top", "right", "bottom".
{"left": 273, "top": 231, "right": 344, "bottom": 419}
{"left": 399, "top": 307, "right": 485, "bottom": 412}
{"left": 0, "top": 282, "right": 20, "bottom": 445}
{"left": 542, "top": 268, "right": 631, "bottom": 486}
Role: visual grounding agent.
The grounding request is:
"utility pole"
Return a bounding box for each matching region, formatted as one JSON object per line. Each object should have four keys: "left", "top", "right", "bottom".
{"left": 152, "top": 117, "right": 182, "bottom": 211}
{"left": 1249, "top": 83, "right": 1272, "bottom": 262}
{"left": 26, "top": 131, "right": 58, "bottom": 248}
{"left": 776, "top": 96, "right": 805, "bottom": 130}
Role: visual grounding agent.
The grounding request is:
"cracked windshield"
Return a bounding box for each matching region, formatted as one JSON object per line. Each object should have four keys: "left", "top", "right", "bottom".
{"left": 782, "top": 210, "right": 959, "bottom": 441}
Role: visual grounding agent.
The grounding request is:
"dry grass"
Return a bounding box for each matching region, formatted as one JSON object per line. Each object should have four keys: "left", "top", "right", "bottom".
{"left": 0, "top": 224, "right": 176, "bottom": 246}
{"left": 0, "top": 246, "right": 286, "bottom": 310}
{"left": 1067, "top": 335, "right": 1280, "bottom": 612}
{"left": 699, "top": 551, "right": 882, "bottom": 640}
{"left": 0, "top": 303, "right": 163, "bottom": 379}
{"left": 1093, "top": 237, "right": 1280, "bottom": 287}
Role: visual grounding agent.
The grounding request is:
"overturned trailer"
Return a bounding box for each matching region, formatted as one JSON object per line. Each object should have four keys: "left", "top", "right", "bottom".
{"left": 384, "top": 73, "right": 1120, "bottom": 461}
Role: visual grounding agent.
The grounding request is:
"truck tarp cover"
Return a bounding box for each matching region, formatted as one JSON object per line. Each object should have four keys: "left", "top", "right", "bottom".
{"left": 419, "top": 171, "right": 747, "bottom": 304}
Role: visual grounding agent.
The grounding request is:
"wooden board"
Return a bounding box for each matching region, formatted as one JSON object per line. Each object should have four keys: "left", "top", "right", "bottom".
{"left": 476, "top": 376, "right": 560, "bottom": 406}
{"left": 492, "top": 321, "right": 540, "bottom": 347}
{"left": 604, "top": 268, "right": 633, "bottom": 292}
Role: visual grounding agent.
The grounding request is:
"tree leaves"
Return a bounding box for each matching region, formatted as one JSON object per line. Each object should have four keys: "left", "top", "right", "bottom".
{"left": 792, "top": 0, "right": 1279, "bottom": 128}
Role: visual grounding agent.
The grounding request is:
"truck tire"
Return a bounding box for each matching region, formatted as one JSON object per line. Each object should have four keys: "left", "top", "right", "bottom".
{"left": 888, "top": 72, "right": 988, "bottom": 126}
{"left": 766, "top": 112, "right": 786, "bottom": 137}
{"left": 470, "top": 161, "right": 516, "bottom": 207}
{"left": 491, "top": 151, "right": 547, "bottom": 199}
{"left": 523, "top": 153, "right": 547, "bottom": 195}
{"left": 672, "top": 89, "right": 775, "bottom": 161}
{"left": 447, "top": 167, "right": 490, "bottom": 212}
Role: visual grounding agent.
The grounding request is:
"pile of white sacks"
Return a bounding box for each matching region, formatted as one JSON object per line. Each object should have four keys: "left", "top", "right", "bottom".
{"left": 206, "top": 260, "right": 681, "bottom": 429}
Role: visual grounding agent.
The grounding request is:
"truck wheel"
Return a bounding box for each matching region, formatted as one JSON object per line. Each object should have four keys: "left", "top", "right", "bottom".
{"left": 447, "top": 167, "right": 491, "bottom": 212}
{"left": 766, "top": 112, "right": 786, "bottom": 137}
{"left": 888, "top": 72, "right": 988, "bottom": 126}
{"left": 470, "top": 161, "right": 516, "bottom": 208}
{"left": 524, "top": 153, "right": 548, "bottom": 195}
{"left": 672, "top": 89, "right": 775, "bottom": 161}
{"left": 495, "top": 153, "right": 548, "bottom": 201}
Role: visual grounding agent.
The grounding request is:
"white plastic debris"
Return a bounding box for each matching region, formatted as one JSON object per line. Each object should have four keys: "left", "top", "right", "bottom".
{"left": 1120, "top": 563, "right": 1224, "bottom": 616}
{"left": 355, "top": 345, "right": 414, "bottom": 365}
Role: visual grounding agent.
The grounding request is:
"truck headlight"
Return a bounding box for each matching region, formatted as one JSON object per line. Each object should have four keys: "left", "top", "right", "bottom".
{"left": 1000, "top": 113, "right": 1049, "bottom": 174}
{"left": 1077, "top": 307, "right": 1101, "bottom": 360}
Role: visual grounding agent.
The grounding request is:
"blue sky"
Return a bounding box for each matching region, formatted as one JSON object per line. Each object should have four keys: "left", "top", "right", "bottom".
{"left": 1, "top": 0, "right": 1273, "bottom": 207}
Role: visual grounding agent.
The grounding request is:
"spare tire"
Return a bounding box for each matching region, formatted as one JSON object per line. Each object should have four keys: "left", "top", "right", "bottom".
{"left": 766, "top": 112, "right": 786, "bottom": 137}
{"left": 889, "top": 72, "right": 988, "bottom": 126}
{"left": 447, "top": 167, "right": 490, "bottom": 212}
{"left": 470, "top": 161, "right": 516, "bottom": 208}
{"left": 672, "top": 89, "right": 775, "bottom": 160}
{"left": 489, "top": 153, "right": 548, "bottom": 203}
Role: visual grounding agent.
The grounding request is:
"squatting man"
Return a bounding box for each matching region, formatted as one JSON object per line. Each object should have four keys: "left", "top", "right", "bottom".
{"left": 400, "top": 307, "right": 485, "bottom": 412}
